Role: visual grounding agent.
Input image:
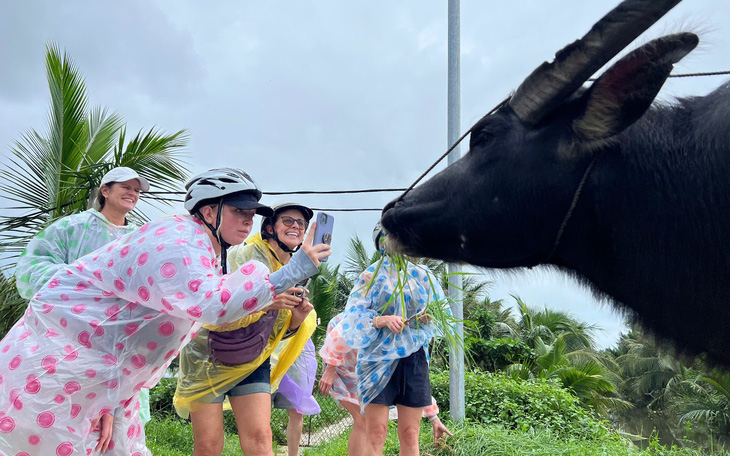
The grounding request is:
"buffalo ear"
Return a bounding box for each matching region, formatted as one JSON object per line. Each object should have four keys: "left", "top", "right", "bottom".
{"left": 573, "top": 33, "right": 698, "bottom": 141}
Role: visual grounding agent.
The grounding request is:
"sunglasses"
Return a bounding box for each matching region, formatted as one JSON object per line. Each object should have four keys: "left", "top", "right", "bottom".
{"left": 279, "top": 216, "right": 308, "bottom": 229}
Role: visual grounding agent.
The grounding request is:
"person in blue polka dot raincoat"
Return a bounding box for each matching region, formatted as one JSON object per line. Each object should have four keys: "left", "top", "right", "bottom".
{"left": 341, "top": 222, "right": 449, "bottom": 456}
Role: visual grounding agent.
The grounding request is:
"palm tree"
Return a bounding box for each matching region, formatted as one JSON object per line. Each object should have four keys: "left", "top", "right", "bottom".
{"left": 497, "top": 298, "right": 630, "bottom": 416}
{"left": 0, "top": 274, "right": 26, "bottom": 337}
{"left": 0, "top": 42, "right": 189, "bottom": 262}
{"left": 0, "top": 43, "right": 189, "bottom": 339}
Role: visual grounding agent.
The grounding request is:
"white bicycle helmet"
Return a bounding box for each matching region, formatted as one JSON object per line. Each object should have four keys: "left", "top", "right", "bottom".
{"left": 184, "top": 168, "right": 270, "bottom": 273}
{"left": 184, "top": 168, "right": 264, "bottom": 213}
{"left": 261, "top": 201, "right": 315, "bottom": 255}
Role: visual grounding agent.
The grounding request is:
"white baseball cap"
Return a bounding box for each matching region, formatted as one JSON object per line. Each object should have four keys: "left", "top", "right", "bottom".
{"left": 100, "top": 167, "right": 150, "bottom": 192}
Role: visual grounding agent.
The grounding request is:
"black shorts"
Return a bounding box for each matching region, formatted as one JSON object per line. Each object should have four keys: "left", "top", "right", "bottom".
{"left": 210, "top": 358, "right": 271, "bottom": 402}
{"left": 370, "top": 348, "right": 431, "bottom": 408}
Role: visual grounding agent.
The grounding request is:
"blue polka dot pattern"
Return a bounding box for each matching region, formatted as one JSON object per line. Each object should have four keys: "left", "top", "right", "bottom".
{"left": 340, "top": 258, "right": 448, "bottom": 413}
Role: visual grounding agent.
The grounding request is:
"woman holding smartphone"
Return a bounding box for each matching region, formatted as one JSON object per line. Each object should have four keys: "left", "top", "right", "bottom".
{"left": 175, "top": 202, "right": 321, "bottom": 456}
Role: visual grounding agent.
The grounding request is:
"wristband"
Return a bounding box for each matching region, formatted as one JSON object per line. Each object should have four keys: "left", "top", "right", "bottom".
{"left": 428, "top": 415, "right": 438, "bottom": 422}
{"left": 373, "top": 316, "right": 379, "bottom": 328}
{"left": 283, "top": 327, "right": 298, "bottom": 339}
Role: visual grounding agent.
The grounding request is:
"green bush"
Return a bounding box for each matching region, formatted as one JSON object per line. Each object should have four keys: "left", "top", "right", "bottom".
{"left": 431, "top": 369, "right": 611, "bottom": 440}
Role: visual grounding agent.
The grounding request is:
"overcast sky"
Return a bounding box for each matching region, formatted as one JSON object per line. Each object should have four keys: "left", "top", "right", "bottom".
{"left": 1, "top": 1, "right": 727, "bottom": 349}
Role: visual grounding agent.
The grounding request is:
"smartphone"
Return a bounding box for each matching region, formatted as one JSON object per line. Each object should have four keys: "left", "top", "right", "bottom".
{"left": 293, "top": 278, "right": 310, "bottom": 298}
{"left": 312, "top": 212, "right": 334, "bottom": 261}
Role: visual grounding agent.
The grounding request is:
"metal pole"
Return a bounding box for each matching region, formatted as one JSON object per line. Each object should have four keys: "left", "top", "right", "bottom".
{"left": 447, "top": 0, "right": 465, "bottom": 422}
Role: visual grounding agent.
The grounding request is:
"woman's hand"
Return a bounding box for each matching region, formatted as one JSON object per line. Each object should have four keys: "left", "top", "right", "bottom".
{"left": 264, "top": 288, "right": 304, "bottom": 311}
{"left": 289, "top": 297, "right": 314, "bottom": 330}
{"left": 91, "top": 412, "right": 114, "bottom": 453}
{"left": 319, "top": 363, "right": 336, "bottom": 396}
{"left": 430, "top": 416, "right": 453, "bottom": 447}
{"left": 406, "top": 309, "right": 431, "bottom": 325}
{"left": 300, "top": 221, "right": 332, "bottom": 266}
{"left": 374, "top": 315, "right": 404, "bottom": 333}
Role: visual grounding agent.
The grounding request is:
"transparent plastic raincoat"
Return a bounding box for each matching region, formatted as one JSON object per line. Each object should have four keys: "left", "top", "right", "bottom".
{"left": 0, "top": 214, "right": 277, "bottom": 456}
{"left": 15, "top": 209, "right": 135, "bottom": 300}
{"left": 15, "top": 208, "right": 153, "bottom": 424}
{"left": 174, "top": 232, "right": 316, "bottom": 417}
{"left": 341, "top": 257, "right": 446, "bottom": 413}
{"left": 320, "top": 313, "right": 439, "bottom": 417}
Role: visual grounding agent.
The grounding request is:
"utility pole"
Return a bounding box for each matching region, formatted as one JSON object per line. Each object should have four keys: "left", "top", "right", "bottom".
{"left": 447, "top": 0, "right": 465, "bottom": 422}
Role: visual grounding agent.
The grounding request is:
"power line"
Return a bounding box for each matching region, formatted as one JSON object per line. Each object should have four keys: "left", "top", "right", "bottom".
{"left": 146, "top": 188, "right": 407, "bottom": 196}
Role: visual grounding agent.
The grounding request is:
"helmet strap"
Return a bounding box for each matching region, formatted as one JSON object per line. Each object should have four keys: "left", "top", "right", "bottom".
{"left": 274, "top": 236, "right": 299, "bottom": 256}
{"left": 196, "top": 201, "right": 232, "bottom": 273}
{"left": 267, "top": 222, "right": 299, "bottom": 256}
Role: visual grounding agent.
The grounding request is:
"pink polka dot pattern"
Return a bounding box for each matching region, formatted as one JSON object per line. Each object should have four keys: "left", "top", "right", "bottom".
{"left": 36, "top": 411, "right": 55, "bottom": 428}
{"left": 41, "top": 356, "right": 57, "bottom": 374}
{"left": 137, "top": 252, "right": 149, "bottom": 266}
{"left": 188, "top": 279, "right": 202, "bottom": 292}
{"left": 63, "top": 381, "right": 80, "bottom": 395}
{"left": 240, "top": 263, "right": 256, "bottom": 275}
{"left": 25, "top": 375, "right": 41, "bottom": 394}
{"left": 187, "top": 306, "right": 202, "bottom": 318}
{"left": 102, "top": 354, "right": 117, "bottom": 366}
{"left": 131, "top": 354, "right": 146, "bottom": 369}
{"left": 56, "top": 441, "right": 74, "bottom": 456}
{"left": 158, "top": 321, "right": 175, "bottom": 337}
{"left": 138, "top": 286, "right": 150, "bottom": 301}
{"left": 0, "top": 415, "right": 15, "bottom": 433}
{"left": 124, "top": 323, "right": 139, "bottom": 336}
{"left": 243, "top": 297, "right": 259, "bottom": 311}
{"left": 160, "top": 262, "right": 177, "bottom": 278}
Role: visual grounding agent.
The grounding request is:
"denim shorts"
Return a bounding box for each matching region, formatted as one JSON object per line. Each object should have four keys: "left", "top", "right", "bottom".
{"left": 370, "top": 347, "right": 431, "bottom": 408}
{"left": 210, "top": 358, "right": 271, "bottom": 403}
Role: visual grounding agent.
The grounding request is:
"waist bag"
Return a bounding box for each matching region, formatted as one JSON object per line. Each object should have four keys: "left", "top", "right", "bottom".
{"left": 207, "top": 310, "right": 279, "bottom": 366}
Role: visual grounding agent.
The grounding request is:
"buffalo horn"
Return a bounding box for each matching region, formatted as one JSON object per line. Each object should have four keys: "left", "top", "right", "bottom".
{"left": 509, "top": 0, "right": 682, "bottom": 125}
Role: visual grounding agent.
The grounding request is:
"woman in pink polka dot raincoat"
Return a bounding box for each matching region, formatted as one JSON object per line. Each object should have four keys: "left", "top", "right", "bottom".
{"left": 0, "top": 168, "right": 330, "bottom": 456}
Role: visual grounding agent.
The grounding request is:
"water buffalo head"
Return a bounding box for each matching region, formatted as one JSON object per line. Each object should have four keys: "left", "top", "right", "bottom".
{"left": 381, "top": 0, "right": 697, "bottom": 270}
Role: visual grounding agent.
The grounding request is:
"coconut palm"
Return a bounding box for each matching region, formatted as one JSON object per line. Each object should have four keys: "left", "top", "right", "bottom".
{"left": 0, "top": 43, "right": 189, "bottom": 339}
{"left": 665, "top": 368, "right": 730, "bottom": 450}
{"left": 0, "top": 42, "right": 189, "bottom": 262}
{"left": 495, "top": 298, "right": 630, "bottom": 416}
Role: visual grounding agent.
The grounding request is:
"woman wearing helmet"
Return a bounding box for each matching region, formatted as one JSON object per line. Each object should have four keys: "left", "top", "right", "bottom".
{"left": 0, "top": 168, "right": 329, "bottom": 456}
{"left": 339, "top": 221, "right": 448, "bottom": 456}
{"left": 175, "top": 201, "right": 320, "bottom": 456}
